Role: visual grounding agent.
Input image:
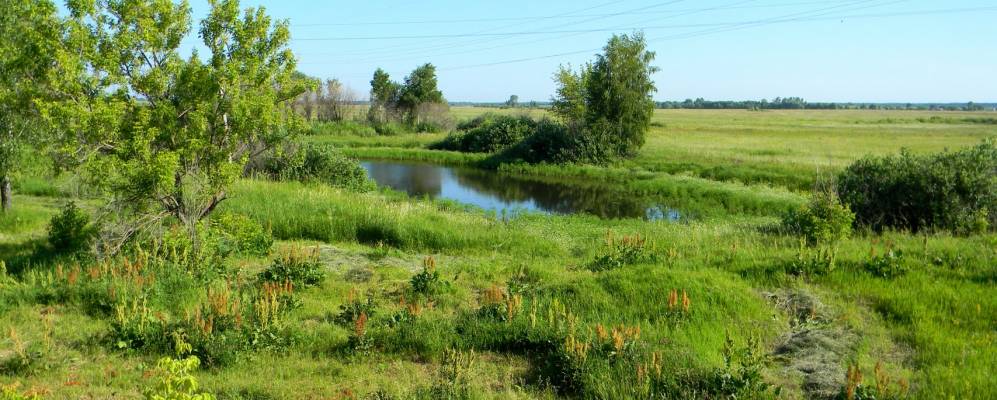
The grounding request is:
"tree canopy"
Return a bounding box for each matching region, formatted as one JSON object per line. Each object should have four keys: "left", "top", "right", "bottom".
{"left": 39, "top": 0, "right": 310, "bottom": 249}
{"left": 0, "top": 0, "right": 61, "bottom": 211}
{"left": 552, "top": 32, "right": 658, "bottom": 158}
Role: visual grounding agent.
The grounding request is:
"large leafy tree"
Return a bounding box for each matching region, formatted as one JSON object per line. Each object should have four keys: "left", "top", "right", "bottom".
{"left": 42, "top": 0, "right": 309, "bottom": 249}
{"left": 368, "top": 64, "right": 445, "bottom": 125}
{"left": 368, "top": 68, "right": 399, "bottom": 123}
{"left": 397, "top": 63, "right": 444, "bottom": 117}
{"left": 0, "top": 0, "right": 61, "bottom": 212}
{"left": 552, "top": 32, "right": 658, "bottom": 158}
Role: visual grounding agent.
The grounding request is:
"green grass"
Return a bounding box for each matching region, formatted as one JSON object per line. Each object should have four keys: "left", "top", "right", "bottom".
{"left": 2, "top": 109, "right": 995, "bottom": 399}
{"left": 318, "top": 108, "right": 995, "bottom": 192}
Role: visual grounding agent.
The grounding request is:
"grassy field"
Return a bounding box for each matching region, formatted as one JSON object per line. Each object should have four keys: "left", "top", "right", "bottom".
{"left": 1, "top": 108, "right": 995, "bottom": 399}
{"left": 320, "top": 107, "right": 995, "bottom": 191}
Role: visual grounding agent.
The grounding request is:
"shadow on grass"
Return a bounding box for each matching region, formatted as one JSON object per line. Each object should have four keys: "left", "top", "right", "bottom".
{"left": 0, "top": 238, "right": 83, "bottom": 276}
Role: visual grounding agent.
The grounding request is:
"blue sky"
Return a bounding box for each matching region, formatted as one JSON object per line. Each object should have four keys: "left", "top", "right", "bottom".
{"left": 175, "top": 0, "right": 997, "bottom": 102}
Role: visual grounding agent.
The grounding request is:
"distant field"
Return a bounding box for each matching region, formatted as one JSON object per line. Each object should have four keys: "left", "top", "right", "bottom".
{"left": 325, "top": 107, "right": 996, "bottom": 190}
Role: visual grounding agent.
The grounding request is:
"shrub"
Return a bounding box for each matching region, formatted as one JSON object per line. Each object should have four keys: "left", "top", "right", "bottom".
{"left": 433, "top": 114, "right": 538, "bottom": 153}
{"left": 781, "top": 192, "right": 855, "bottom": 245}
{"left": 501, "top": 119, "right": 620, "bottom": 164}
{"left": 502, "top": 119, "right": 574, "bottom": 163}
{"left": 47, "top": 202, "right": 95, "bottom": 253}
{"left": 258, "top": 247, "right": 325, "bottom": 287}
{"left": 210, "top": 213, "right": 272, "bottom": 257}
{"left": 294, "top": 146, "right": 376, "bottom": 192}
{"left": 837, "top": 140, "right": 996, "bottom": 234}
{"left": 255, "top": 145, "right": 375, "bottom": 192}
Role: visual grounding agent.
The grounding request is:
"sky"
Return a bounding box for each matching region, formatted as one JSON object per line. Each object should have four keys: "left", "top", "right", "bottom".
{"left": 171, "top": 0, "right": 997, "bottom": 103}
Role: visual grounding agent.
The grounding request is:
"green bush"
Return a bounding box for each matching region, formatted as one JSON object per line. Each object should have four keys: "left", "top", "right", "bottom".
{"left": 433, "top": 114, "right": 538, "bottom": 153}
{"left": 837, "top": 140, "right": 996, "bottom": 234}
{"left": 258, "top": 248, "right": 325, "bottom": 287}
{"left": 781, "top": 192, "right": 855, "bottom": 245}
{"left": 47, "top": 202, "right": 95, "bottom": 253}
{"left": 257, "top": 145, "right": 375, "bottom": 192}
{"left": 500, "top": 119, "right": 620, "bottom": 164}
{"left": 210, "top": 213, "right": 273, "bottom": 257}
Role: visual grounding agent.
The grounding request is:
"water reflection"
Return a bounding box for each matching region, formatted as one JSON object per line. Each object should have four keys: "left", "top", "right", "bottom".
{"left": 361, "top": 160, "right": 681, "bottom": 221}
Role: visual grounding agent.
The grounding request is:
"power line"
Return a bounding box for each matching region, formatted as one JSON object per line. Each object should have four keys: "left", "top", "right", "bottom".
{"left": 318, "top": 0, "right": 626, "bottom": 61}
{"left": 288, "top": 0, "right": 853, "bottom": 27}
{"left": 437, "top": 3, "right": 990, "bottom": 71}
{"left": 295, "top": 1, "right": 695, "bottom": 41}
{"left": 305, "top": 0, "right": 753, "bottom": 65}
{"left": 295, "top": 0, "right": 907, "bottom": 41}
{"left": 319, "top": 0, "right": 689, "bottom": 60}
{"left": 303, "top": 0, "right": 880, "bottom": 65}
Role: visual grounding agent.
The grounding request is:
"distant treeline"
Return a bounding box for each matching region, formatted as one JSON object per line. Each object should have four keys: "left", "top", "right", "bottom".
{"left": 446, "top": 99, "right": 997, "bottom": 111}
{"left": 656, "top": 98, "right": 997, "bottom": 111}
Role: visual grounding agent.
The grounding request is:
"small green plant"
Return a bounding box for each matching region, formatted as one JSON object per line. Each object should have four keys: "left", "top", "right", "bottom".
{"left": 258, "top": 247, "right": 324, "bottom": 287}
{"left": 142, "top": 356, "right": 216, "bottom": 400}
{"left": 707, "top": 333, "right": 780, "bottom": 399}
{"left": 335, "top": 288, "right": 377, "bottom": 326}
{"left": 0, "top": 328, "right": 44, "bottom": 377}
{"left": 410, "top": 256, "right": 444, "bottom": 298}
{"left": 839, "top": 362, "right": 909, "bottom": 400}
{"left": 785, "top": 242, "right": 837, "bottom": 276}
{"left": 588, "top": 232, "right": 657, "bottom": 271}
{"left": 422, "top": 348, "right": 475, "bottom": 399}
{"left": 476, "top": 284, "right": 522, "bottom": 322}
{"left": 347, "top": 312, "right": 373, "bottom": 355}
{"left": 782, "top": 191, "right": 855, "bottom": 245}
{"left": 864, "top": 249, "right": 907, "bottom": 279}
{"left": 1, "top": 383, "right": 41, "bottom": 400}
{"left": 47, "top": 202, "right": 95, "bottom": 253}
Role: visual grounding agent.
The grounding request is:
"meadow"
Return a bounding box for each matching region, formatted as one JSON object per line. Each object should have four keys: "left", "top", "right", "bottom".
{"left": 1, "top": 108, "right": 995, "bottom": 399}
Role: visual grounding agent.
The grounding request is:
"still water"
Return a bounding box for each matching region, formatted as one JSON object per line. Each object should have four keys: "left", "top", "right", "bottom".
{"left": 360, "top": 160, "right": 681, "bottom": 221}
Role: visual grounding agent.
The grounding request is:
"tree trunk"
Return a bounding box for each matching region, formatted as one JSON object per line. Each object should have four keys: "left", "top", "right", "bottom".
{"left": 1, "top": 175, "right": 11, "bottom": 212}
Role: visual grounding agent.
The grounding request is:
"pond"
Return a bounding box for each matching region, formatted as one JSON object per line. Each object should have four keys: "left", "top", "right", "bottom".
{"left": 360, "top": 160, "right": 682, "bottom": 221}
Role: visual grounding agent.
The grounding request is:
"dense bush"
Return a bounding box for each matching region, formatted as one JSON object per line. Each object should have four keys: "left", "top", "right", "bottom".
{"left": 432, "top": 114, "right": 538, "bottom": 153}
{"left": 47, "top": 202, "right": 95, "bottom": 253}
{"left": 781, "top": 192, "right": 855, "bottom": 245}
{"left": 501, "top": 119, "right": 622, "bottom": 164}
{"left": 256, "top": 145, "right": 375, "bottom": 192}
{"left": 837, "top": 141, "right": 996, "bottom": 234}
{"left": 210, "top": 212, "right": 273, "bottom": 257}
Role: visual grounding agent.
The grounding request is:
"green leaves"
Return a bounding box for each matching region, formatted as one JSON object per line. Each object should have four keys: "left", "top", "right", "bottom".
{"left": 40, "top": 0, "right": 310, "bottom": 236}
{"left": 551, "top": 32, "right": 658, "bottom": 159}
